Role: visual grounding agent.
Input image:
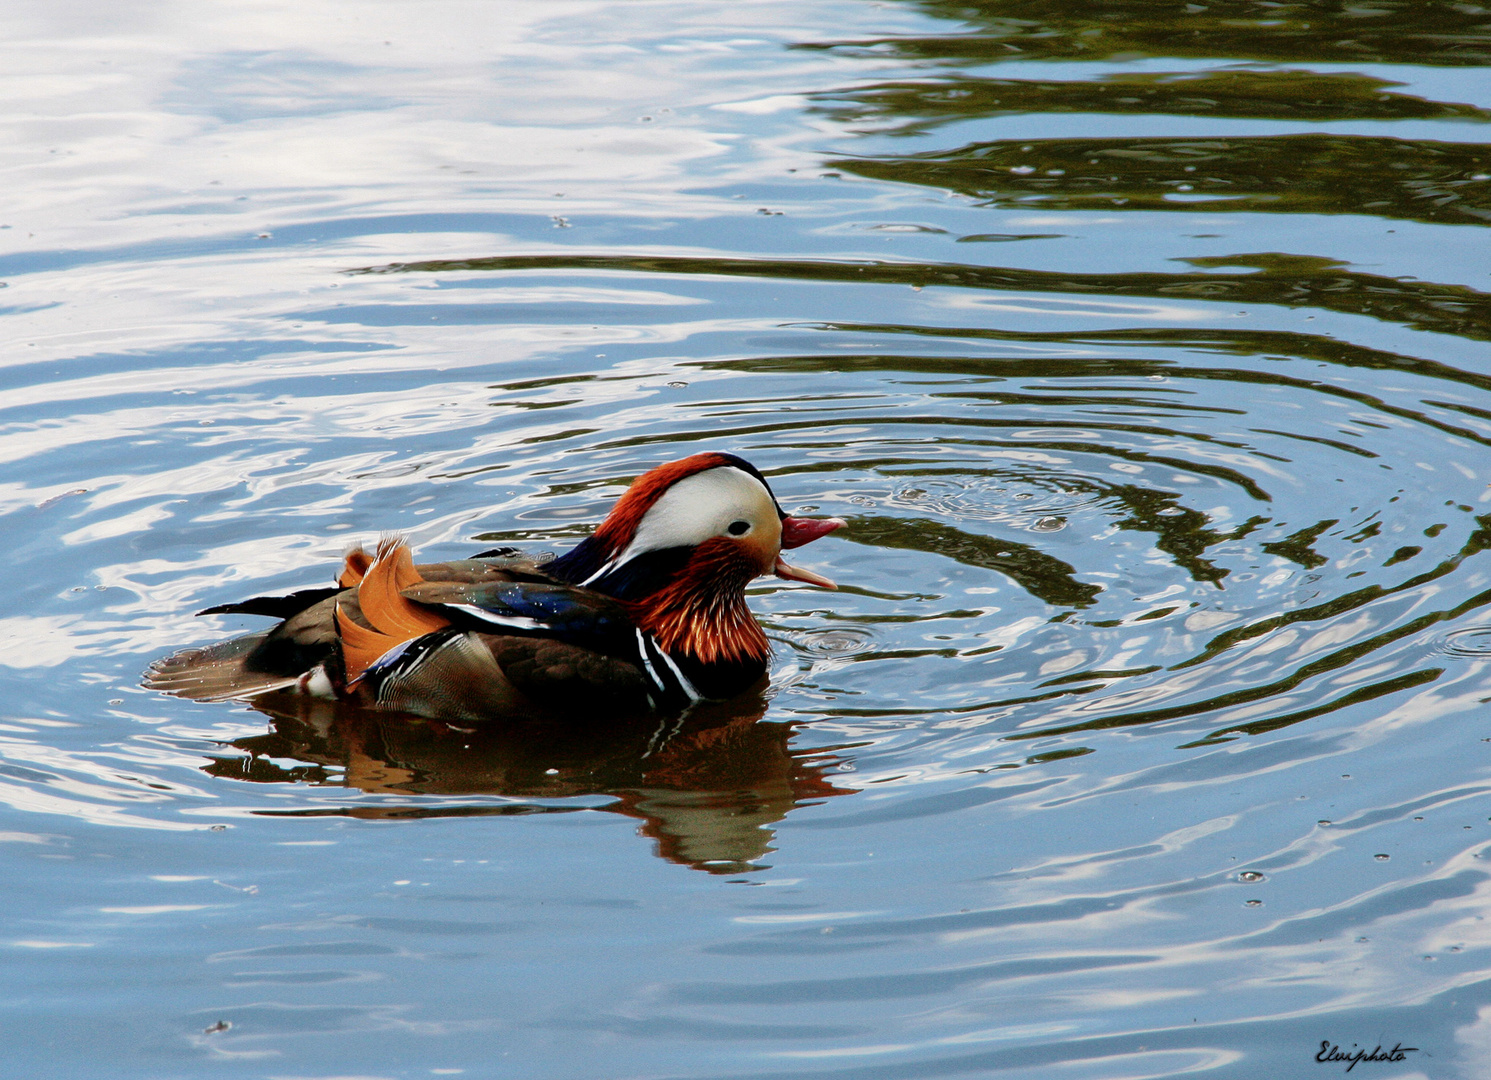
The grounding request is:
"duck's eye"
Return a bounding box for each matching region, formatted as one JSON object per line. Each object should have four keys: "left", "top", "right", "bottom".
{"left": 727, "top": 520, "right": 751, "bottom": 536}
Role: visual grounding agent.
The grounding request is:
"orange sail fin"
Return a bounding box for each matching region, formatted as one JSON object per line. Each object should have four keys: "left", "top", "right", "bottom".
{"left": 339, "top": 547, "right": 373, "bottom": 587}
{"left": 335, "top": 539, "right": 451, "bottom": 683}
{"left": 359, "top": 539, "right": 450, "bottom": 640}
{"left": 336, "top": 602, "right": 404, "bottom": 683}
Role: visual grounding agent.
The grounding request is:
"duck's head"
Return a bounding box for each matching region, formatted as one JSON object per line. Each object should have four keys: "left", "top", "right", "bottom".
{"left": 552, "top": 452, "right": 844, "bottom": 597}
{"left": 547, "top": 453, "right": 845, "bottom": 663}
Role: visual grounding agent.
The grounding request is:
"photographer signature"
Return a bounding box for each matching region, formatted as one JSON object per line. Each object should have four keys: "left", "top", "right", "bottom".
{"left": 1316, "top": 1041, "right": 1419, "bottom": 1072}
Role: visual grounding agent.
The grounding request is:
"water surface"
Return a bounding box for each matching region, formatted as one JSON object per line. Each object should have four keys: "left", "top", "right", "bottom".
{"left": 3, "top": 1, "right": 1490, "bottom": 1076}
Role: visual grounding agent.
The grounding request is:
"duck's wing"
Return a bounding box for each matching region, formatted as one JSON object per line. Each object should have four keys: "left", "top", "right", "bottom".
{"left": 400, "top": 580, "right": 637, "bottom": 656}
{"left": 415, "top": 556, "right": 556, "bottom": 584}
{"left": 387, "top": 579, "right": 678, "bottom": 713}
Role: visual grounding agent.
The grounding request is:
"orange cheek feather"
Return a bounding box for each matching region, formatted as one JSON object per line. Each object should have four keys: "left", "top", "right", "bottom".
{"left": 632, "top": 538, "right": 769, "bottom": 665}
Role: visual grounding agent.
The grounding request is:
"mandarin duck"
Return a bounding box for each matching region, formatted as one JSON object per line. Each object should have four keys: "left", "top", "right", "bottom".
{"left": 144, "top": 453, "right": 844, "bottom": 722}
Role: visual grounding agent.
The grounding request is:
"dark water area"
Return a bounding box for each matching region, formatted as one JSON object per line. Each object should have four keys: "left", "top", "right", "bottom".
{"left": 3, "top": 1, "right": 1490, "bottom": 1076}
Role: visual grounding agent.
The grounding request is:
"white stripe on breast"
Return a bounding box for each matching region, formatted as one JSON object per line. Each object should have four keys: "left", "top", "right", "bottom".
{"left": 653, "top": 645, "right": 702, "bottom": 703}
{"left": 634, "top": 627, "right": 667, "bottom": 696}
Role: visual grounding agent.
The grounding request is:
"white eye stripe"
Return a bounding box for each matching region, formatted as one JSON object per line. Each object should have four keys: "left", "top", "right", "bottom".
{"left": 615, "top": 467, "right": 778, "bottom": 564}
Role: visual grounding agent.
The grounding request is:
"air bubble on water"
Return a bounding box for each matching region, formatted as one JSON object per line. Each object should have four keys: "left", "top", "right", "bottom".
{"left": 802, "top": 627, "right": 874, "bottom": 656}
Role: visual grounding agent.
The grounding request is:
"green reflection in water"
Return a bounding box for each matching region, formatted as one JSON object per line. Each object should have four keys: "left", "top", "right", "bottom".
{"left": 1182, "top": 513, "right": 1491, "bottom": 666}
{"left": 835, "top": 135, "right": 1491, "bottom": 227}
{"left": 1262, "top": 518, "right": 1339, "bottom": 568}
{"left": 747, "top": 324, "right": 1491, "bottom": 450}
{"left": 802, "top": 0, "right": 1491, "bottom": 67}
{"left": 359, "top": 253, "right": 1491, "bottom": 342}
{"left": 837, "top": 515, "right": 1100, "bottom": 607}
{"left": 816, "top": 71, "right": 1491, "bottom": 135}
{"left": 1006, "top": 519, "right": 1491, "bottom": 743}
{"left": 1109, "top": 486, "right": 1269, "bottom": 587}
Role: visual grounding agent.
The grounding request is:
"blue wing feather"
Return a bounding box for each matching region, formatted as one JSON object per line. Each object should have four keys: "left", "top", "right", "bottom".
{"left": 403, "top": 580, "right": 636, "bottom": 657}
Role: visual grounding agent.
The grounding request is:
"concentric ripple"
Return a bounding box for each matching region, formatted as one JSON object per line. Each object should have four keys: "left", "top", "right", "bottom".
{"left": 882, "top": 472, "right": 1103, "bottom": 523}
{"left": 328, "top": 251, "right": 1491, "bottom": 767}
{"left": 1438, "top": 627, "right": 1491, "bottom": 658}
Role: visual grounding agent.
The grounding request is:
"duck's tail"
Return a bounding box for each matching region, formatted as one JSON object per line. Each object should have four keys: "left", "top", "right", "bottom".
{"left": 144, "top": 539, "right": 453, "bottom": 702}
{"left": 144, "top": 544, "right": 378, "bottom": 701}
{"left": 142, "top": 630, "right": 303, "bottom": 701}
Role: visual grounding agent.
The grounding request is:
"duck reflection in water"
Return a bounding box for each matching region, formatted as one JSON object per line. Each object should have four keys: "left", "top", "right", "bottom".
{"left": 203, "top": 690, "right": 856, "bottom": 875}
